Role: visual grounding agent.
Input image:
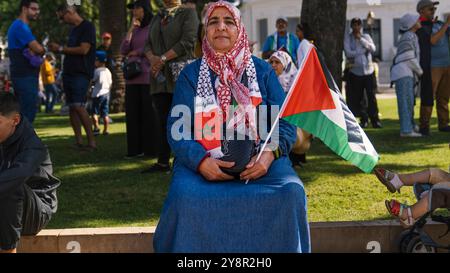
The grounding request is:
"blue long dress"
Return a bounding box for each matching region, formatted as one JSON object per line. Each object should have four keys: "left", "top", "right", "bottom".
{"left": 153, "top": 57, "right": 310, "bottom": 253}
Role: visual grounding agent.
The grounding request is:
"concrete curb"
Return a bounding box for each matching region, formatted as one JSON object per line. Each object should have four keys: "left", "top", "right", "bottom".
{"left": 18, "top": 221, "right": 449, "bottom": 253}
{"left": 19, "top": 227, "right": 156, "bottom": 253}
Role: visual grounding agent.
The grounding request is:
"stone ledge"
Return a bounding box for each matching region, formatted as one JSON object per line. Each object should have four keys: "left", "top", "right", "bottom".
{"left": 18, "top": 221, "right": 449, "bottom": 253}
{"left": 19, "top": 227, "right": 156, "bottom": 253}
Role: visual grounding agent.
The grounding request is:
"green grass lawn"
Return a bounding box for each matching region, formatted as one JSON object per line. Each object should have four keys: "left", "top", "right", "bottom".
{"left": 35, "top": 98, "right": 450, "bottom": 229}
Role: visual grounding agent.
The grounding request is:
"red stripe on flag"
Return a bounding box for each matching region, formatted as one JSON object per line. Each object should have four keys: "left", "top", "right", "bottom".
{"left": 251, "top": 96, "right": 263, "bottom": 107}
{"left": 281, "top": 48, "right": 336, "bottom": 118}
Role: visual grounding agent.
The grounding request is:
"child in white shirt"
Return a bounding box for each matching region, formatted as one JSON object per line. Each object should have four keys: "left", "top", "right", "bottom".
{"left": 91, "top": 51, "right": 112, "bottom": 135}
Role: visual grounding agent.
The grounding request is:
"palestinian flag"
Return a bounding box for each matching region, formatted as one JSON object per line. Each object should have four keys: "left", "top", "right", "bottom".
{"left": 280, "top": 42, "right": 379, "bottom": 173}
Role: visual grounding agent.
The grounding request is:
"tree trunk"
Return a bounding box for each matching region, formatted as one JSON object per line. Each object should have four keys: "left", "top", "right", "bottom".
{"left": 99, "top": 0, "right": 127, "bottom": 113}
{"left": 301, "top": 0, "right": 347, "bottom": 90}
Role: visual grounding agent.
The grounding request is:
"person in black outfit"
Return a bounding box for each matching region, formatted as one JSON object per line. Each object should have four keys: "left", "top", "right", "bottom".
{"left": 0, "top": 93, "right": 60, "bottom": 253}
{"left": 416, "top": 1, "right": 436, "bottom": 136}
{"left": 120, "top": 0, "right": 157, "bottom": 158}
{"left": 48, "top": 4, "right": 97, "bottom": 150}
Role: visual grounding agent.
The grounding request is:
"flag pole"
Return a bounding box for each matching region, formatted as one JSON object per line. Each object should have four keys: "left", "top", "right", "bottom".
{"left": 245, "top": 44, "right": 314, "bottom": 184}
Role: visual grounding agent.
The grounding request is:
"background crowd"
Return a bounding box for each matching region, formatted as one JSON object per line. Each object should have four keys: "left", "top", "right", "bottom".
{"left": 0, "top": 0, "right": 449, "bottom": 254}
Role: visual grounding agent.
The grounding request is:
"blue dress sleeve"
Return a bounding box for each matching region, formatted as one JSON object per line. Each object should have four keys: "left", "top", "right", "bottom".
{"left": 264, "top": 68, "right": 297, "bottom": 156}
{"left": 167, "top": 68, "right": 208, "bottom": 171}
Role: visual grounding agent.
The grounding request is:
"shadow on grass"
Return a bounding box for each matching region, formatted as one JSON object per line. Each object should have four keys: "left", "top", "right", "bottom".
{"left": 365, "top": 118, "right": 448, "bottom": 152}
{"left": 34, "top": 112, "right": 127, "bottom": 130}
{"left": 46, "top": 155, "right": 171, "bottom": 229}
{"left": 34, "top": 114, "right": 71, "bottom": 129}
{"left": 38, "top": 126, "right": 167, "bottom": 228}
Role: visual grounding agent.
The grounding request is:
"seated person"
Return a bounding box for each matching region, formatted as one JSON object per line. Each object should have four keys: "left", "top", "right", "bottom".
{"left": 0, "top": 92, "right": 60, "bottom": 253}
{"left": 375, "top": 168, "right": 450, "bottom": 227}
{"left": 153, "top": 1, "right": 310, "bottom": 253}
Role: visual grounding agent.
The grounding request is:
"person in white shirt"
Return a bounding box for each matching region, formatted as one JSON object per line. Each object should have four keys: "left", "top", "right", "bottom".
{"left": 390, "top": 13, "right": 423, "bottom": 138}
{"left": 344, "top": 17, "right": 382, "bottom": 129}
{"left": 91, "top": 51, "right": 112, "bottom": 135}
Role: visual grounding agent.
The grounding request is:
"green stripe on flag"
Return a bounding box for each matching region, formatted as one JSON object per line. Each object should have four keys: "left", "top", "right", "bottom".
{"left": 283, "top": 111, "right": 379, "bottom": 173}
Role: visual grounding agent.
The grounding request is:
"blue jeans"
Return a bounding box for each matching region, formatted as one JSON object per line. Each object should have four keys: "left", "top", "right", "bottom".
{"left": 395, "top": 77, "right": 415, "bottom": 134}
{"left": 44, "top": 84, "right": 57, "bottom": 113}
{"left": 11, "top": 76, "right": 39, "bottom": 123}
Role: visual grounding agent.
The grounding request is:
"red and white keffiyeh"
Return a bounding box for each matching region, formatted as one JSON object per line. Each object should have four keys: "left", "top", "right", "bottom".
{"left": 194, "top": 1, "right": 262, "bottom": 158}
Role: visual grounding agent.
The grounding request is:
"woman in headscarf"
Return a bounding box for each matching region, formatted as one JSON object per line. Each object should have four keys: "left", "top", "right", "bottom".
{"left": 153, "top": 1, "right": 310, "bottom": 253}
{"left": 143, "top": 0, "right": 199, "bottom": 173}
{"left": 270, "top": 51, "right": 312, "bottom": 166}
{"left": 269, "top": 51, "right": 298, "bottom": 93}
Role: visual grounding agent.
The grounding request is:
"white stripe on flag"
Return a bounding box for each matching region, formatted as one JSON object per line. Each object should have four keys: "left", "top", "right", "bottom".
{"left": 321, "top": 90, "right": 346, "bottom": 131}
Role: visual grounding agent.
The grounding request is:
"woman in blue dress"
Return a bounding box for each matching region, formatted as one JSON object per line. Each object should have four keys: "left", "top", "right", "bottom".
{"left": 153, "top": 1, "right": 310, "bottom": 253}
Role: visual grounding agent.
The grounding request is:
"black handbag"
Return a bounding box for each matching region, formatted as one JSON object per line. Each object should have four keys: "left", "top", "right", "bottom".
{"left": 123, "top": 58, "right": 142, "bottom": 80}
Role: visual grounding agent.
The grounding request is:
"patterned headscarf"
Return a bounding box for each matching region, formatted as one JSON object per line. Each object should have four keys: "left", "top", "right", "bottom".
{"left": 270, "top": 51, "right": 298, "bottom": 93}
{"left": 202, "top": 1, "right": 256, "bottom": 114}
{"left": 195, "top": 1, "right": 262, "bottom": 159}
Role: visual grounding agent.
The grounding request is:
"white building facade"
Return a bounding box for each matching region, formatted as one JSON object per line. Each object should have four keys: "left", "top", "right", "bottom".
{"left": 241, "top": 0, "right": 450, "bottom": 62}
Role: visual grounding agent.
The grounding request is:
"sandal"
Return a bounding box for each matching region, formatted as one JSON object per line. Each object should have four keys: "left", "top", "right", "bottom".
{"left": 72, "top": 143, "right": 85, "bottom": 150}
{"left": 374, "top": 168, "right": 400, "bottom": 193}
{"left": 83, "top": 145, "right": 98, "bottom": 152}
{"left": 385, "top": 199, "right": 416, "bottom": 228}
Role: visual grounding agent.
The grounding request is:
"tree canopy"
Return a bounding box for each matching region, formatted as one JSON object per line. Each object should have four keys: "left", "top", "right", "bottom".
{"left": 0, "top": 0, "right": 99, "bottom": 45}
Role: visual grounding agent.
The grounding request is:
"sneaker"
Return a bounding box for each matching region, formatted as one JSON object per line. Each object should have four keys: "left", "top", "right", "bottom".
{"left": 438, "top": 126, "right": 450, "bottom": 132}
{"left": 141, "top": 163, "right": 171, "bottom": 174}
{"left": 93, "top": 128, "right": 100, "bottom": 136}
{"left": 419, "top": 127, "right": 430, "bottom": 136}
{"left": 413, "top": 124, "right": 420, "bottom": 133}
{"left": 360, "top": 120, "right": 369, "bottom": 128}
{"left": 400, "top": 132, "right": 423, "bottom": 137}
{"left": 372, "top": 120, "right": 383, "bottom": 129}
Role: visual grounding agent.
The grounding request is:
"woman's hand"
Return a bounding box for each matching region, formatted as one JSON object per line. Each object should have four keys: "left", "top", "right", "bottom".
{"left": 126, "top": 18, "right": 140, "bottom": 41}
{"left": 150, "top": 56, "right": 165, "bottom": 77}
{"left": 198, "top": 157, "right": 235, "bottom": 181}
{"left": 145, "top": 52, "right": 161, "bottom": 77}
{"left": 132, "top": 17, "right": 141, "bottom": 28}
{"left": 240, "top": 151, "right": 275, "bottom": 181}
{"left": 127, "top": 50, "right": 140, "bottom": 57}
